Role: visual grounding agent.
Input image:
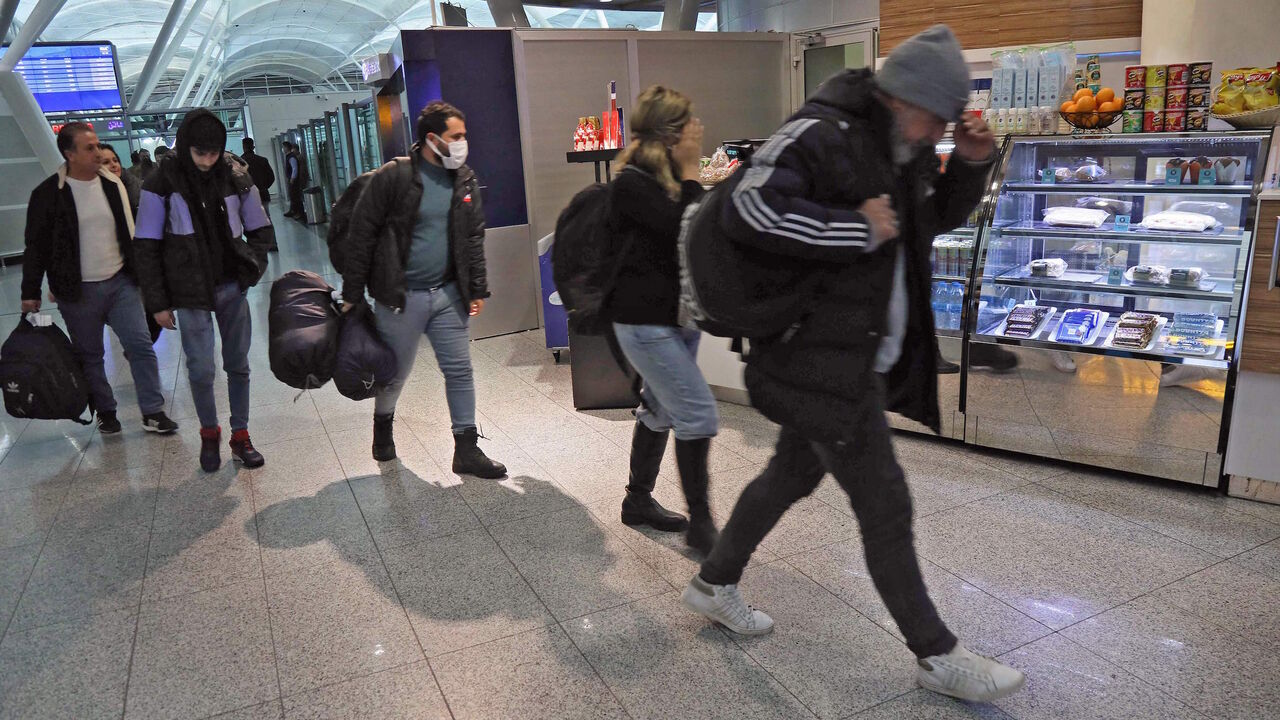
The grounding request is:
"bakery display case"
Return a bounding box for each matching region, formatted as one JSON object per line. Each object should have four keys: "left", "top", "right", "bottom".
{"left": 963, "top": 130, "right": 1274, "bottom": 485}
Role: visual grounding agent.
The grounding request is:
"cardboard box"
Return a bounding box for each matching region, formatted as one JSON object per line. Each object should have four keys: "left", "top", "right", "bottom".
{"left": 994, "top": 68, "right": 1015, "bottom": 109}
{"left": 1013, "top": 69, "right": 1027, "bottom": 108}
{"left": 1023, "top": 70, "right": 1039, "bottom": 109}
{"left": 1039, "top": 66, "right": 1064, "bottom": 107}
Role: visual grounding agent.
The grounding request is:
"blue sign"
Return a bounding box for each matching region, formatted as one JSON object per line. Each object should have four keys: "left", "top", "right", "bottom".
{"left": 1114, "top": 214, "right": 1131, "bottom": 232}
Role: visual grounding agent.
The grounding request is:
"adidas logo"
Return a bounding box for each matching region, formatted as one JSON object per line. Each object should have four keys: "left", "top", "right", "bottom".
{"left": 4, "top": 382, "right": 17, "bottom": 394}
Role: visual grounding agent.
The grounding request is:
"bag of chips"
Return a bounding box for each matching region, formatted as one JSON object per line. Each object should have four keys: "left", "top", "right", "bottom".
{"left": 1211, "top": 68, "right": 1251, "bottom": 114}
{"left": 1243, "top": 67, "right": 1279, "bottom": 110}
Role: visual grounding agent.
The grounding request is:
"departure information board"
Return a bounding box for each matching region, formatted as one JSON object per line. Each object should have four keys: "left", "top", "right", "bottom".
{"left": 0, "top": 43, "right": 123, "bottom": 113}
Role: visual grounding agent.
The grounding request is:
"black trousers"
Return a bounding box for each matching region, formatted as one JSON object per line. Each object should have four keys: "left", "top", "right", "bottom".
{"left": 288, "top": 180, "right": 304, "bottom": 217}
{"left": 700, "top": 381, "right": 958, "bottom": 659}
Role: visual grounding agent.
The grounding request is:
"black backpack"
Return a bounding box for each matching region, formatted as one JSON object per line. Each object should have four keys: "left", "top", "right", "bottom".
{"left": 551, "top": 171, "right": 636, "bottom": 335}
{"left": 327, "top": 158, "right": 412, "bottom": 276}
{"left": 268, "top": 270, "right": 341, "bottom": 390}
{"left": 333, "top": 302, "right": 398, "bottom": 401}
{"left": 678, "top": 169, "right": 824, "bottom": 344}
{"left": 0, "top": 317, "right": 93, "bottom": 424}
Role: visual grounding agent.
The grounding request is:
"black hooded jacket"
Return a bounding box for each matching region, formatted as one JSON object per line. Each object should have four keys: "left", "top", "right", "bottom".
{"left": 133, "top": 109, "right": 276, "bottom": 313}
{"left": 720, "top": 69, "right": 992, "bottom": 438}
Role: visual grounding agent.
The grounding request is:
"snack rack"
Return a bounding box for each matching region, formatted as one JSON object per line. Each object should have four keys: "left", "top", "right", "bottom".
{"left": 956, "top": 130, "right": 1274, "bottom": 486}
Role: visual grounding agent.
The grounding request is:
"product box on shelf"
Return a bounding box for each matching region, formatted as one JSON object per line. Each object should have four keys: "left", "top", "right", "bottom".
{"left": 1012, "top": 69, "right": 1027, "bottom": 108}
{"left": 1038, "top": 66, "right": 1064, "bottom": 107}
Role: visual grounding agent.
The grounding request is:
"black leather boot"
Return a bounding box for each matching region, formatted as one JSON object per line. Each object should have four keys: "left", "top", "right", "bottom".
{"left": 373, "top": 413, "right": 396, "bottom": 462}
{"left": 620, "top": 423, "right": 687, "bottom": 532}
{"left": 675, "top": 438, "right": 719, "bottom": 555}
{"left": 452, "top": 428, "right": 507, "bottom": 478}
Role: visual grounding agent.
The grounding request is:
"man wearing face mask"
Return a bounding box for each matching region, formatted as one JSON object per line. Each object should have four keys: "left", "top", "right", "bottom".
{"left": 680, "top": 25, "right": 1026, "bottom": 703}
{"left": 341, "top": 101, "right": 505, "bottom": 478}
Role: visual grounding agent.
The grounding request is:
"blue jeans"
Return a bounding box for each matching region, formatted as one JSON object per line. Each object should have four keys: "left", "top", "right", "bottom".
{"left": 612, "top": 323, "right": 718, "bottom": 440}
{"left": 374, "top": 283, "right": 475, "bottom": 432}
{"left": 57, "top": 272, "right": 165, "bottom": 416}
{"left": 176, "top": 282, "right": 252, "bottom": 432}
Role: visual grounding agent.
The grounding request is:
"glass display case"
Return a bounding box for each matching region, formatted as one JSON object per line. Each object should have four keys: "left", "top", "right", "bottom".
{"left": 963, "top": 130, "right": 1273, "bottom": 485}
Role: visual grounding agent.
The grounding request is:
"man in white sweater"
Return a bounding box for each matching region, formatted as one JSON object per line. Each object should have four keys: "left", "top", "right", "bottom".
{"left": 21, "top": 123, "right": 177, "bottom": 436}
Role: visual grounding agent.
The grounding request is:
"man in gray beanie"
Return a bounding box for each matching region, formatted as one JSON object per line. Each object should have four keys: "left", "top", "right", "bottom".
{"left": 681, "top": 25, "right": 1025, "bottom": 703}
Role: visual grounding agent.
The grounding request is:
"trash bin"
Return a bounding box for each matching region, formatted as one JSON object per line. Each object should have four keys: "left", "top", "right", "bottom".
{"left": 302, "top": 187, "right": 327, "bottom": 225}
{"left": 537, "top": 234, "right": 569, "bottom": 362}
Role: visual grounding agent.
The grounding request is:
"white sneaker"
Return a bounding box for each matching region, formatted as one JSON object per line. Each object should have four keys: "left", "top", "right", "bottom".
{"left": 1051, "top": 352, "right": 1077, "bottom": 373}
{"left": 681, "top": 575, "right": 774, "bottom": 636}
{"left": 1159, "top": 364, "right": 1214, "bottom": 387}
{"left": 917, "top": 644, "right": 1025, "bottom": 702}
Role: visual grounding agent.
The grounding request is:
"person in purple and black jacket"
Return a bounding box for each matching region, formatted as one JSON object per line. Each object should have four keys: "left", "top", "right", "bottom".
{"left": 134, "top": 109, "right": 275, "bottom": 473}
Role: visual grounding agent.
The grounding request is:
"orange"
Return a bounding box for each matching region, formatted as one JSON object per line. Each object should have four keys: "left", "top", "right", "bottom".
{"left": 1099, "top": 100, "right": 1121, "bottom": 113}
{"left": 1096, "top": 87, "right": 1116, "bottom": 104}
{"left": 1073, "top": 88, "right": 1093, "bottom": 101}
{"left": 1061, "top": 100, "right": 1075, "bottom": 112}
{"left": 1075, "top": 95, "right": 1097, "bottom": 112}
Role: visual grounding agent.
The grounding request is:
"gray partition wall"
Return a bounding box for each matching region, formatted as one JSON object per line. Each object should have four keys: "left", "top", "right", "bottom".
{"left": 512, "top": 31, "right": 792, "bottom": 320}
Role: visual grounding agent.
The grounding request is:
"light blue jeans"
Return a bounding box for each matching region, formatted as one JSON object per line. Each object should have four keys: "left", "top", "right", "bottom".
{"left": 374, "top": 283, "right": 476, "bottom": 432}
{"left": 57, "top": 271, "right": 165, "bottom": 416}
{"left": 176, "top": 282, "right": 252, "bottom": 432}
{"left": 612, "top": 323, "right": 718, "bottom": 440}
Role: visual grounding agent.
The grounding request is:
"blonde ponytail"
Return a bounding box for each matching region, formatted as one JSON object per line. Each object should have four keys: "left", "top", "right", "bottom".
{"left": 615, "top": 85, "right": 693, "bottom": 200}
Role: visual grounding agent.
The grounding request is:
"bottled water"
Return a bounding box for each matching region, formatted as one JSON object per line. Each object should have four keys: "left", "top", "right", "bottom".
{"left": 932, "top": 282, "right": 947, "bottom": 328}
{"left": 947, "top": 282, "right": 964, "bottom": 330}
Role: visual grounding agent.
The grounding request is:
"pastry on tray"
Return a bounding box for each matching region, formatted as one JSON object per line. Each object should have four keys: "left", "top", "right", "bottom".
{"left": 1003, "top": 305, "right": 1049, "bottom": 338}
{"left": 1030, "top": 258, "right": 1068, "bottom": 277}
{"left": 1128, "top": 264, "right": 1170, "bottom": 285}
{"left": 1057, "top": 309, "right": 1100, "bottom": 345}
{"left": 1113, "top": 312, "right": 1161, "bottom": 349}
{"left": 1168, "top": 267, "right": 1205, "bottom": 286}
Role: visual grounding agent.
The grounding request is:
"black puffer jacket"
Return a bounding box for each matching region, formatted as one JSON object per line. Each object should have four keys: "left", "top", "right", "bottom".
{"left": 133, "top": 110, "right": 275, "bottom": 313}
{"left": 721, "top": 69, "right": 991, "bottom": 438}
{"left": 341, "top": 147, "right": 490, "bottom": 310}
{"left": 22, "top": 166, "right": 137, "bottom": 303}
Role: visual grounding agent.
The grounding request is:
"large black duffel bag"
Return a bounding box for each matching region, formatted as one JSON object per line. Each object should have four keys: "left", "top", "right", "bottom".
{"left": 333, "top": 302, "right": 398, "bottom": 401}
{"left": 268, "top": 270, "right": 340, "bottom": 390}
{"left": 0, "top": 316, "right": 94, "bottom": 423}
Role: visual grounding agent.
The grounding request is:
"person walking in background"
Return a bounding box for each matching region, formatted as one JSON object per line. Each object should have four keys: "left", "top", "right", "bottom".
{"left": 241, "top": 138, "right": 276, "bottom": 205}
{"left": 604, "top": 86, "right": 720, "bottom": 555}
{"left": 680, "top": 25, "right": 1026, "bottom": 703}
{"left": 100, "top": 144, "right": 140, "bottom": 215}
{"left": 21, "top": 123, "right": 177, "bottom": 436}
{"left": 341, "top": 101, "right": 506, "bottom": 479}
{"left": 129, "top": 147, "right": 156, "bottom": 184}
{"left": 283, "top": 141, "right": 306, "bottom": 220}
{"left": 134, "top": 109, "right": 275, "bottom": 472}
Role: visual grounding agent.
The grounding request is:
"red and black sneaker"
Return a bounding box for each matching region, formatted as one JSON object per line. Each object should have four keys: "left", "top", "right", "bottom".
{"left": 199, "top": 426, "right": 222, "bottom": 473}
{"left": 230, "top": 429, "right": 265, "bottom": 468}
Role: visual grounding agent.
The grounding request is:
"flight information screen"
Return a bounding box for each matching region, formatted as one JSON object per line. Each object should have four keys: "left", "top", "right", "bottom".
{"left": 0, "top": 43, "right": 123, "bottom": 113}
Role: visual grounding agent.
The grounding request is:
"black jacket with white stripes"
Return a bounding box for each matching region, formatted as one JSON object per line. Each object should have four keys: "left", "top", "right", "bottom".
{"left": 722, "top": 68, "right": 991, "bottom": 438}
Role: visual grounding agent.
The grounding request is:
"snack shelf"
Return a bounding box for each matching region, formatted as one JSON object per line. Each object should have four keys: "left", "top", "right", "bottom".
{"left": 995, "top": 221, "right": 1247, "bottom": 246}
{"left": 970, "top": 329, "right": 1229, "bottom": 367}
{"left": 985, "top": 269, "right": 1236, "bottom": 301}
{"left": 1002, "top": 182, "right": 1254, "bottom": 196}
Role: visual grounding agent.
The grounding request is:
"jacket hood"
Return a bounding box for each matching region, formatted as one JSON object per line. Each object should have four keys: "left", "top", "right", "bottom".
{"left": 807, "top": 69, "right": 882, "bottom": 121}
{"left": 175, "top": 108, "right": 227, "bottom": 154}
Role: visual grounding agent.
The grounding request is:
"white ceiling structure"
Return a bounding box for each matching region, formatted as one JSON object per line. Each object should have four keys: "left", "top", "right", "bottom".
{"left": 8, "top": 0, "right": 715, "bottom": 110}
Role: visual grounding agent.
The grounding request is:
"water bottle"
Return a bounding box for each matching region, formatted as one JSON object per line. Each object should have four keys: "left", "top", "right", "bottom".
{"left": 931, "top": 282, "right": 946, "bottom": 328}
{"left": 947, "top": 282, "right": 964, "bottom": 330}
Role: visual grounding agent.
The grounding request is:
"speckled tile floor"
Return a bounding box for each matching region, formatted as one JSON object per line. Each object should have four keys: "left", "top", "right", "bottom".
{"left": 1, "top": 212, "right": 1278, "bottom": 719}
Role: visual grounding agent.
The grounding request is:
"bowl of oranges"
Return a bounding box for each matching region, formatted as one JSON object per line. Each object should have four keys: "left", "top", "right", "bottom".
{"left": 1060, "top": 87, "right": 1122, "bottom": 130}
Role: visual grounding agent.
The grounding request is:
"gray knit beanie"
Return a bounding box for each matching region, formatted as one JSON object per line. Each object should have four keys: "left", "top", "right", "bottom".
{"left": 875, "top": 24, "right": 970, "bottom": 121}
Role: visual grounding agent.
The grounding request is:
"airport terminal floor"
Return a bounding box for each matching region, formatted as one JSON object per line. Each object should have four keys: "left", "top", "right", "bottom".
{"left": 1, "top": 209, "right": 1279, "bottom": 720}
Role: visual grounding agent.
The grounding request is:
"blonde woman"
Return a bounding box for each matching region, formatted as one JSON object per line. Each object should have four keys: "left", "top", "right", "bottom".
{"left": 604, "top": 86, "right": 718, "bottom": 554}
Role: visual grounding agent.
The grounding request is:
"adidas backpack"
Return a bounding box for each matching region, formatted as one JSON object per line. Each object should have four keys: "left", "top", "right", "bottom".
{"left": 677, "top": 169, "right": 824, "bottom": 343}
{"left": 0, "top": 316, "right": 93, "bottom": 423}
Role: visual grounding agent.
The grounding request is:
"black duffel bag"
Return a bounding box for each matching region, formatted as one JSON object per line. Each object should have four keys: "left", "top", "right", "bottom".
{"left": 333, "top": 302, "right": 398, "bottom": 401}
{"left": 0, "top": 316, "right": 93, "bottom": 423}
{"left": 268, "top": 270, "right": 340, "bottom": 390}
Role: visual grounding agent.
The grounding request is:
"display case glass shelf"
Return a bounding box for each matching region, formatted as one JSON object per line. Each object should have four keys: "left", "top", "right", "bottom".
{"left": 970, "top": 131, "right": 1272, "bottom": 370}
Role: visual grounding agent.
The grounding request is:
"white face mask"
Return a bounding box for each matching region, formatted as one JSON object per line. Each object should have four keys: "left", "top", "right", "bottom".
{"left": 428, "top": 135, "right": 468, "bottom": 169}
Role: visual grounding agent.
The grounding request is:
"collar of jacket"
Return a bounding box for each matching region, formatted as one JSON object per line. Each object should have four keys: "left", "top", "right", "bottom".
{"left": 56, "top": 163, "right": 137, "bottom": 237}
{"left": 408, "top": 142, "right": 475, "bottom": 185}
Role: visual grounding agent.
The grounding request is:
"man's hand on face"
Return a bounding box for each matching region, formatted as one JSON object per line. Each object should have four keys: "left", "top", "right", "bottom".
{"left": 954, "top": 115, "right": 996, "bottom": 162}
